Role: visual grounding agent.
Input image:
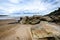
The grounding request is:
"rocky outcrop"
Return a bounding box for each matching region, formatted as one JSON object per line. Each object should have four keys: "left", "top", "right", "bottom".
{"left": 16, "top": 8, "right": 60, "bottom": 40}
{"left": 18, "top": 8, "right": 60, "bottom": 25}
{"left": 31, "top": 21, "right": 60, "bottom": 40}
{"left": 45, "top": 8, "right": 60, "bottom": 24}
{"left": 19, "top": 16, "right": 41, "bottom": 24}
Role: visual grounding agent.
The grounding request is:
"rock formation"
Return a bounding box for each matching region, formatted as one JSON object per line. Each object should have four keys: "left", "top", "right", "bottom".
{"left": 31, "top": 21, "right": 60, "bottom": 40}
{"left": 18, "top": 8, "right": 60, "bottom": 25}
{"left": 0, "top": 8, "right": 60, "bottom": 40}
{"left": 15, "top": 8, "right": 60, "bottom": 40}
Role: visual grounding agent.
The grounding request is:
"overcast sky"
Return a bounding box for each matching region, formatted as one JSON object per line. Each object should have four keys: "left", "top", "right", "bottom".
{"left": 0, "top": 0, "right": 60, "bottom": 16}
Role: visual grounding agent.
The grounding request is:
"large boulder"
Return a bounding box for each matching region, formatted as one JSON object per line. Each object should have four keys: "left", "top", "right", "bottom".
{"left": 19, "top": 16, "right": 41, "bottom": 24}
{"left": 29, "top": 16, "right": 41, "bottom": 25}
{"left": 20, "top": 16, "right": 29, "bottom": 24}
{"left": 31, "top": 21, "right": 60, "bottom": 40}
{"left": 40, "top": 16, "right": 53, "bottom": 22}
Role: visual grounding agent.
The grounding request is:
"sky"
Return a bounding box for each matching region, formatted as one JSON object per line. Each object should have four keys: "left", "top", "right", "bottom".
{"left": 0, "top": 0, "right": 60, "bottom": 17}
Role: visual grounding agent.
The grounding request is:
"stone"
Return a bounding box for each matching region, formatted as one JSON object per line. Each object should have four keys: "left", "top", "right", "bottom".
{"left": 31, "top": 21, "right": 60, "bottom": 40}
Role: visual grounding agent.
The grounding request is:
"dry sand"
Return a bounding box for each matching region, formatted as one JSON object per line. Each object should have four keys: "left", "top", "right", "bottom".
{"left": 0, "top": 24, "right": 32, "bottom": 40}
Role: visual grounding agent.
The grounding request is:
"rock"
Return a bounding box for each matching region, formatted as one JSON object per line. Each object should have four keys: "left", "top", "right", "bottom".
{"left": 20, "top": 16, "right": 29, "bottom": 24}
{"left": 45, "top": 8, "right": 60, "bottom": 24}
{"left": 40, "top": 16, "right": 53, "bottom": 22}
{"left": 19, "top": 16, "right": 41, "bottom": 24}
{"left": 31, "top": 21, "right": 60, "bottom": 40}
{"left": 18, "top": 8, "right": 60, "bottom": 25}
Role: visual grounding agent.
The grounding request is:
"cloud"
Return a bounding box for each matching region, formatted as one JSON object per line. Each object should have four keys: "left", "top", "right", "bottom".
{"left": 8, "top": 0, "right": 20, "bottom": 4}
{"left": 0, "top": 0, "right": 60, "bottom": 16}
